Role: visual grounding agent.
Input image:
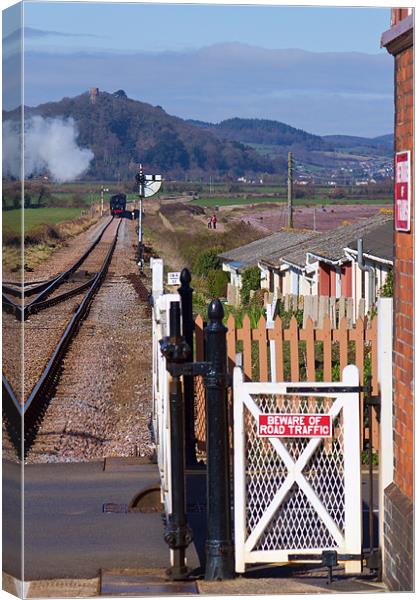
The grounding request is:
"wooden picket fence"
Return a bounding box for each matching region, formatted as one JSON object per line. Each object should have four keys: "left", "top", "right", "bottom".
{"left": 194, "top": 313, "right": 379, "bottom": 453}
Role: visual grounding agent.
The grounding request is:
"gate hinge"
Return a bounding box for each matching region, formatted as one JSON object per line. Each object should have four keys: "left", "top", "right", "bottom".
{"left": 365, "top": 395, "right": 381, "bottom": 407}
{"left": 166, "top": 361, "right": 212, "bottom": 378}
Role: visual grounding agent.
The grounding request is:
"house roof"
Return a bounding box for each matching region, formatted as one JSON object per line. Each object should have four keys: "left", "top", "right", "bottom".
{"left": 219, "top": 229, "right": 318, "bottom": 271}
{"left": 279, "top": 213, "right": 393, "bottom": 268}
{"left": 345, "top": 220, "right": 394, "bottom": 263}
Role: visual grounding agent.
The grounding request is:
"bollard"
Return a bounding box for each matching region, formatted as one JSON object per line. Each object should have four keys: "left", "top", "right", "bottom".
{"left": 160, "top": 302, "right": 193, "bottom": 580}
{"left": 204, "top": 300, "right": 235, "bottom": 580}
{"left": 178, "top": 268, "right": 197, "bottom": 467}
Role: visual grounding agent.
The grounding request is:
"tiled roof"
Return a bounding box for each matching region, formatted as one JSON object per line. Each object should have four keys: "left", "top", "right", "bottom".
{"left": 219, "top": 229, "right": 318, "bottom": 271}
{"left": 279, "top": 213, "right": 393, "bottom": 268}
{"left": 346, "top": 220, "right": 394, "bottom": 262}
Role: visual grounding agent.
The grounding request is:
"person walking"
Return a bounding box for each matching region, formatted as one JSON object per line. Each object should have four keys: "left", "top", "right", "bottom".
{"left": 212, "top": 214, "right": 217, "bottom": 229}
{"left": 207, "top": 217, "right": 212, "bottom": 229}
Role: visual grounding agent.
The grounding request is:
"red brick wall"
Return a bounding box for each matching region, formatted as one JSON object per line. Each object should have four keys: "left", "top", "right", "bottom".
{"left": 393, "top": 43, "right": 414, "bottom": 500}
{"left": 391, "top": 8, "right": 411, "bottom": 26}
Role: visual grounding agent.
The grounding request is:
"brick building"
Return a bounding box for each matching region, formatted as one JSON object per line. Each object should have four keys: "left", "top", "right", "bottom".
{"left": 380, "top": 8, "right": 414, "bottom": 591}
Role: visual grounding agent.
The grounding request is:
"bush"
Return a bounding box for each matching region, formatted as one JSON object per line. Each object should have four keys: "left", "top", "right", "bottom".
{"left": 240, "top": 266, "right": 261, "bottom": 305}
{"left": 194, "top": 248, "right": 222, "bottom": 277}
{"left": 380, "top": 270, "right": 393, "bottom": 297}
{"left": 207, "top": 269, "right": 229, "bottom": 298}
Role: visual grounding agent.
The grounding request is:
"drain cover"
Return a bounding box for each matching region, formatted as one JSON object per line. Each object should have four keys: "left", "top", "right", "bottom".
{"left": 103, "top": 503, "right": 128, "bottom": 513}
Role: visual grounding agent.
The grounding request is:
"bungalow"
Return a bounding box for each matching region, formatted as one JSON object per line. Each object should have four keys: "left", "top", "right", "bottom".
{"left": 344, "top": 219, "right": 393, "bottom": 313}
{"left": 259, "top": 213, "right": 393, "bottom": 317}
{"left": 303, "top": 213, "right": 392, "bottom": 301}
{"left": 219, "top": 230, "right": 318, "bottom": 306}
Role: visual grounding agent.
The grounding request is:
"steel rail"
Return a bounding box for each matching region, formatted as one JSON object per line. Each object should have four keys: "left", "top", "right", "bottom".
{"left": 3, "top": 219, "right": 121, "bottom": 455}
{"left": 2, "top": 217, "right": 114, "bottom": 319}
{"left": 26, "top": 275, "right": 97, "bottom": 316}
{"left": 2, "top": 373, "right": 22, "bottom": 453}
{"left": 3, "top": 275, "right": 62, "bottom": 298}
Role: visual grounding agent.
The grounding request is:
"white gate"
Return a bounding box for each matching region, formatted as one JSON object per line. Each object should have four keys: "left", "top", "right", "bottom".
{"left": 234, "top": 364, "right": 362, "bottom": 574}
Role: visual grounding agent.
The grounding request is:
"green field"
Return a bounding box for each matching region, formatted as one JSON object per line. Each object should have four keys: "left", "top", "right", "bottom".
{"left": 3, "top": 208, "right": 83, "bottom": 233}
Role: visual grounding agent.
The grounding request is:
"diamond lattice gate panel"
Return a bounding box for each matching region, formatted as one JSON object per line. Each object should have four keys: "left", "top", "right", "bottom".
{"left": 233, "top": 364, "right": 362, "bottom": 574}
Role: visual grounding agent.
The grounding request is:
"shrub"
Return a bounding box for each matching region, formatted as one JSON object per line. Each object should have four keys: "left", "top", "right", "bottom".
{"left": 194, "top": 248, "right": 222, "bottom": 277}
{"left": 240, "top": 266, "right": 261, "bottom": 305}
{"left": 207, "top": 269, "right": 229, "bottom": 298}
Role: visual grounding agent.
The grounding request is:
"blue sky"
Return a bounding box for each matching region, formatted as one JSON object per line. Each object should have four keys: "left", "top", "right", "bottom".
{"left": 22, "top": 3, "right": 390, "bottom": 54}
{"left": 2, "top": 2, "right": 394, "bottom": 136}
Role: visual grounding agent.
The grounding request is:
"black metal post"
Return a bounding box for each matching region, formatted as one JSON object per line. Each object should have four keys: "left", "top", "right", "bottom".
{"left": 161, "top": 301, "right": 192, "bottom": 580}
{"left": 135, "top": 166, "right": 146, "bottom": 266}
{"left": 204, "top": 299, "right": 235, "bottom": 580}
{"left": 178, "top": 268, "right": 197, "bottom": 467}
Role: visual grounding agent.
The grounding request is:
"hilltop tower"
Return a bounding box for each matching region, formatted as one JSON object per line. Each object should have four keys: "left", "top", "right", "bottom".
{"left": 89, "top": 88, "right": 99, "bottom": 104}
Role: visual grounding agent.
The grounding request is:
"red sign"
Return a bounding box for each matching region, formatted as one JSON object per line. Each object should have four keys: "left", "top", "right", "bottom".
{"left": 258, "top": 414, "right": 332, "bottom": 438}
{"left": 395, "top": 151, "right": 411, "bottom": 232}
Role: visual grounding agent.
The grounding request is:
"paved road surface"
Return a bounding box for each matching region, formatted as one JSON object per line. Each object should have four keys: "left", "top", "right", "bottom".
{"left": 2, "top": 459, "right": 379, "bottom": 586}
{"left": 3, "top": 459, "right": 199, "bottom": 580}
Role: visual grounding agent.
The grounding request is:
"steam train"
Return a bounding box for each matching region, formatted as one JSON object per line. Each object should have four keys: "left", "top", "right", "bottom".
{"left": 110, "top": 193, "right": 127, "bottom": 217}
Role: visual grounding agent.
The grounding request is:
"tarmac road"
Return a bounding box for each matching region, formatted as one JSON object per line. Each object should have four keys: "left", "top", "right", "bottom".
{"left": 2, "top": 459, "right": 378, "bottom": 584}
{"left": 3, "top": 459, "right": 199, "bottom": 581}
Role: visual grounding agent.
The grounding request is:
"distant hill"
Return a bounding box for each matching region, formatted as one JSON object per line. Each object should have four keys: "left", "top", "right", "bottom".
{"left": 4, "top": 91, "right": 286, "bottom": 181}
{"left": 188, "top": 117, "right": 393, "bottom": 163}
{"left": 3, "top": 91, "right": 393, "bottom": 183}
{"left": 322, "top": 134, "right": 393, "bottom": 151}
{"left": 188, "top": 117, "right": 327, "bottom": 151}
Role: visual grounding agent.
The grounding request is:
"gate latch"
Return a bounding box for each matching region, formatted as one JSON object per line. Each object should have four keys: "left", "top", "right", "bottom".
{"left": 288, "top": 551, "right": 363, "bottom": 584}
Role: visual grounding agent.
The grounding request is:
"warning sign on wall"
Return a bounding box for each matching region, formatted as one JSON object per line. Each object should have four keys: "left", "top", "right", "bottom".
{"left": 258, "top": 413, "right": 332, "bottom": 438}
{"left": 395, "top": 150, "right": 411, "bottom": 232}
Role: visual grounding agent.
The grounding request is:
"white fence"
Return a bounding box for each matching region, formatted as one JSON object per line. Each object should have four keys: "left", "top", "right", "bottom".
{"left": 233, "top": 364, "right": 362, "bottom": 574}
{"left": 151, "top": 258, "right": 178, "bottom": 516}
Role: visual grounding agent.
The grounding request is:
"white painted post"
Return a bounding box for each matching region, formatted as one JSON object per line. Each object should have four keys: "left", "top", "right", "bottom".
{"left": 266, "top": 303, "right": 276, "bottom": 382}
{"left": 377, "top": 297, "right": 393, "bottom": 560}
{"left": 233, "top": 367, "right": 247, "bottom": 573}
{"left": 152, "top": 258, "right": 164, "bottom": 300}
{"left": 342, "top": 364, "right": 363, "bottom": 574}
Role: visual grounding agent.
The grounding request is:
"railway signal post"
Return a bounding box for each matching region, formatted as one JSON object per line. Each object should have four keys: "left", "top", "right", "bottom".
{"left": 135, "top": 165, "right": 162, "bottom": 269}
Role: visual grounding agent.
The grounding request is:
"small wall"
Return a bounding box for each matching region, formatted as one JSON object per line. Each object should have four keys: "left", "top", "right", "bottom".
{"left": 227, "top": 283, "right": 240, "bottom": 307}
{"left": 383, "top": 484, "right": 413, "bottom": 591}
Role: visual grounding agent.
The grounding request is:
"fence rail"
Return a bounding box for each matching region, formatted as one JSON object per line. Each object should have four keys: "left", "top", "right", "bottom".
{"left": 264, "top": 292, "right": 365, "bottom": 328}
{"left": 194, "top": 313, "right": 378, "bottom": 450}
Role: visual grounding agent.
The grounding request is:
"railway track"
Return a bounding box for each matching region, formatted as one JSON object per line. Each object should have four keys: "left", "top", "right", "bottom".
{"left": 2, "top": 217, "right": 115, "bottom": 320}
{"left": 2, "top": 218, "right": 122, "bottom": 455}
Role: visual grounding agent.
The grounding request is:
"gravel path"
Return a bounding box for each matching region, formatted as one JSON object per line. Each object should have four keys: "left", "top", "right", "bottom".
{"left": 26, "top": 218, "right": 154, "bottom": 463}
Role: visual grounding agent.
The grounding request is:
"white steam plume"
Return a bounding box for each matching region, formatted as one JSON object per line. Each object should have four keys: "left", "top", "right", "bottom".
{"left": 3, "top": 116, "right": 94, "bottom": 182}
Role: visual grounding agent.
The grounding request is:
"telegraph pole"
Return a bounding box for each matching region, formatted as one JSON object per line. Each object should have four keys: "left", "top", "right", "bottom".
{"left": 287, "top": 152, "right": 294, "bottom": 229}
